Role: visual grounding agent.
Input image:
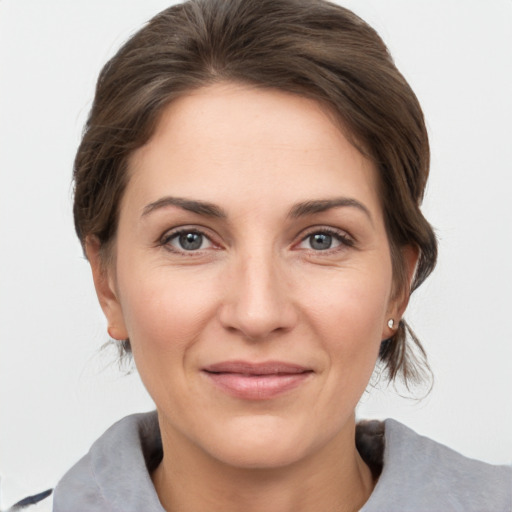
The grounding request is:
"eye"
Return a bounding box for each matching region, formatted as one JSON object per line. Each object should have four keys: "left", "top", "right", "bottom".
{"left": 163, "top": 229, "right": 213, "bottom": 252}
{"left": 308, "top": 233, "right": 337, "bottom": 251}
{"left": 297, "top": 229, "right": 353, "bottom": 251}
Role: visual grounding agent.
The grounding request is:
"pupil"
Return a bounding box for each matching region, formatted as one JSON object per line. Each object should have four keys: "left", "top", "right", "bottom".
{"left": 179, "top": 232, "right": 202, "bottom": 250}
{"left": 311, "top": 233, "right": 332, "bottom": 250}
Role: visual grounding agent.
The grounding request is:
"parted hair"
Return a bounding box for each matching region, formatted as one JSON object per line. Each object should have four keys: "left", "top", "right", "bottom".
{"left": 73, "top": 0, "right": 437, "bottom": 386}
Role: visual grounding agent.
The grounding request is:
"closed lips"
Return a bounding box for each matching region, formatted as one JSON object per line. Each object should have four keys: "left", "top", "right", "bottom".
{"left": 202, "top": 361, "right": 312, "bottom": 375}
{"left": 202, "top": 361, "right": 313, "bottom": 400}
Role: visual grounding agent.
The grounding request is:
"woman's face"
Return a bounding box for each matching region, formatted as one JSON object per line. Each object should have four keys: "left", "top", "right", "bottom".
{"left": 92, "top": 83, "right": 410, "bottom": 468}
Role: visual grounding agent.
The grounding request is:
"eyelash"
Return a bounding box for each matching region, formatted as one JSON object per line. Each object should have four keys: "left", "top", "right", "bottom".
{"left": 158, "top": 226, "right": 355, "bottom": 256}
{"left": 159, "top": 227, "right": 217, "bottom": 255}
{"left": 297, "top": 227, "right": 355, "bottom": 253}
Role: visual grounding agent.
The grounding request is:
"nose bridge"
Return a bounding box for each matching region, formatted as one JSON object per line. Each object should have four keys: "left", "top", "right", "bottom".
{"left": 220, "top": 243, "right": 296, "bottom": 340}
{"left": 242, "top": 249, "right": 281, "bottom": 310}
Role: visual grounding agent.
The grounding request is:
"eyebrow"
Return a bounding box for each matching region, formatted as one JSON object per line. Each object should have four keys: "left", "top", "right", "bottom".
{"left": 288, "top": 198, "right": 373, "bottom": 223}
{"left": 142, "top": 196, "right": 227, "bottom": 218}
{"left": 141, "top": 195, "right": 372, "bottom": 223}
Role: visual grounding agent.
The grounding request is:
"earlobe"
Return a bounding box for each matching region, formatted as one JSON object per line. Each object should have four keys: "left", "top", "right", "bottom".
{"left": 383, "top": 244, "right": 420, "bottom": 338}
{"left": 85, "top": 236, "right": 128, "bottom": 340}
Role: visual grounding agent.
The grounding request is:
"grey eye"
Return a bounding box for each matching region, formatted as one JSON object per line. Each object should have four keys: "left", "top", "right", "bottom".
{"left": 178, "top": 232, "right": 204, "bottom": 250}
{"left": 163, "top": 229, "right": 214, "bottom": 253}
{"left": 309, "top": 233, "right": 333, "bottom": 250}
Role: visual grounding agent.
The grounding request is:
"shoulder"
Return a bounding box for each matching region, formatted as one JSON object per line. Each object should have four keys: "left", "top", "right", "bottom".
{"left": 6, "top": 412, "right": 164, "bottom": 512}
{"left": 362, "top": 419, "right": 512, "bottom": 512}
{"left": 52, "top": 411, "right": 163, "bottom": 512}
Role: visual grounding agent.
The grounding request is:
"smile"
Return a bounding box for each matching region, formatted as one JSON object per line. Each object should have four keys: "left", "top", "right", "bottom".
{"left": 202, "top": 361, "right": 313, "bottom": 400}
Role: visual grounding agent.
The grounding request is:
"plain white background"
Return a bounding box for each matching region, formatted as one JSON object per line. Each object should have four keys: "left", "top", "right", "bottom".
{"left": 1, "top": 0, "right": 511, "bottom": 505}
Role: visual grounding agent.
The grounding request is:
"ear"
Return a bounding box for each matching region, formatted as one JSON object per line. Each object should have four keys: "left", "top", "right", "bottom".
{"left": 383, "top": 244, "right": 419, "bottom": 339}
{"left": 85, "top": 236, "right": 128, "bottom": 341}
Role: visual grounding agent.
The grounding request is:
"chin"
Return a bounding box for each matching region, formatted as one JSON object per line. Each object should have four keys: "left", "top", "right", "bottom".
{"left": 200, "top": 415, "right": 324, "bottom": 470}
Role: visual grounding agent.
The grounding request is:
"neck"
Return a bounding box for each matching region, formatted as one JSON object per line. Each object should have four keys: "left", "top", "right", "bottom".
{"left": 152, "top": 417, "right": 374, "bottom": 512}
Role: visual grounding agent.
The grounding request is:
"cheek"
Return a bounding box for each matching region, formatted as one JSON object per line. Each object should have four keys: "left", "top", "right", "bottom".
{"left": 117, "top": 265, "right": 220, "bottom": 359}
{"left": 115, "top": 265, "right": 223, "bottom": 412}
{"left": 301, "top": 265, "right": 392, "bottom": 385}
{"left": 305, "top": 269, "right": 391, "bottom": 343}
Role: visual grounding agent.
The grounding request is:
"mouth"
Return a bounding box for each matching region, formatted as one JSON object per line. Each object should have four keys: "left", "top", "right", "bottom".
{"left": 201, "top": 361, "right": 313, "bottom": 400}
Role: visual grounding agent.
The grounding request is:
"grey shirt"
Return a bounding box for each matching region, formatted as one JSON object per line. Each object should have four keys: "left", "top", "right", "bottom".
{"left": 51, "top": 411, "right": 511, "bottom": 512}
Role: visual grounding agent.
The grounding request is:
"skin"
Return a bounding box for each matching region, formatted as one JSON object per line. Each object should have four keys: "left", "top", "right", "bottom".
{"left": 87, "top": 83, "right": 417, "bottom": 512}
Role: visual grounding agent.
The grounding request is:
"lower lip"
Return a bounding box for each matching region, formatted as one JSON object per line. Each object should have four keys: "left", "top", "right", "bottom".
{"left": 203, "top": 371, "right": 312, "bottom": 400}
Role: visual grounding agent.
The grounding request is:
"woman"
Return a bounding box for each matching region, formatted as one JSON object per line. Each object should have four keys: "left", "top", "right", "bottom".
{"left": 7, "top": 0, "right": 511, "bottom": 510}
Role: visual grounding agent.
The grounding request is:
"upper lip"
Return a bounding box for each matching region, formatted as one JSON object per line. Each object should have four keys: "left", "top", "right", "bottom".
{"left": 202, "top": 360, "right": 312, "bottom": 375}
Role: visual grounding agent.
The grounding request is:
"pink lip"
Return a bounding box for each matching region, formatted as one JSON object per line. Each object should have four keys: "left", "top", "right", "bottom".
{"left": 202, "top": 360, "right": 313, "bottom": 400}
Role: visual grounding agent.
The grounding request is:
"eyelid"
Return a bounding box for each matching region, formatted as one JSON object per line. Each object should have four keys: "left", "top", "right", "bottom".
{"left": 156, "top": 224, "right": 355, "bottom": 255}
{"left": 294, "top": 226, "right": 355, "bottom": 251}
{"left": 158, "top": 225, "right": 221, "bottom": 254}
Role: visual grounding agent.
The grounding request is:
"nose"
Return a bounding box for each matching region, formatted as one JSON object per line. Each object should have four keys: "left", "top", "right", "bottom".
{"left": 219, "top": 251, "right": 298, "bottom": 341}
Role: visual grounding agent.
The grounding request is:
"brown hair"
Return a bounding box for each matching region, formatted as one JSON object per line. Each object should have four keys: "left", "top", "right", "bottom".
{"left": 74, "top": 0, "right": 437, "bottom": 386}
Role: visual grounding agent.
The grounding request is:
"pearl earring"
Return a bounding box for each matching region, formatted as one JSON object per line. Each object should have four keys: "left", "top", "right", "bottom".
{"left": 387, "top": 319, "right": 395, "bottom": 329}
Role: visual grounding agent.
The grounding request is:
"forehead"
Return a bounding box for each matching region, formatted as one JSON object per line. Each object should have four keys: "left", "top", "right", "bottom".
{"left": 126, "top": 83, "right": 381, "bottom": 216}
